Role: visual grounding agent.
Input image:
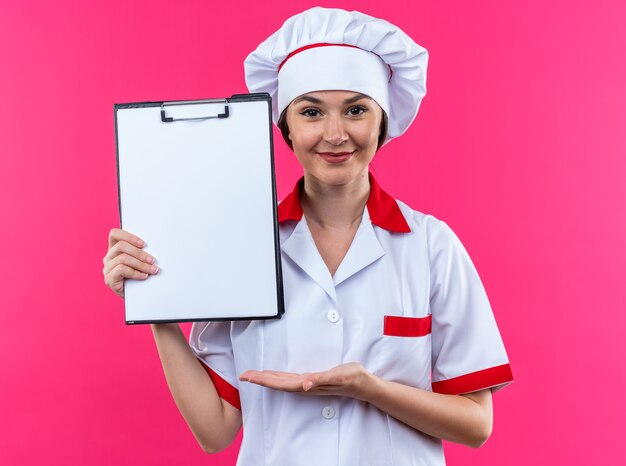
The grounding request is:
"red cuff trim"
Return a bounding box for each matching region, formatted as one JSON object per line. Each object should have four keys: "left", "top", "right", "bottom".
{"left": 432, "top": 364, "right": 514, "bottom": 395}
{"left": 199, "top": 361, "right": 241, "bottom": 410}
{"left": 384, "top": 315, "right": 432, "bottom": 337}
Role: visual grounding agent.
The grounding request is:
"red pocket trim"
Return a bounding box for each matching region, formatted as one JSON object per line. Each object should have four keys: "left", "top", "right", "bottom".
{"left": 384, "top": 315, "right": 432, "bottom": 337}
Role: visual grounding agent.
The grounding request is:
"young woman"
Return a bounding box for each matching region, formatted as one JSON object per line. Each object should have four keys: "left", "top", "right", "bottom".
{"left": 103, "top": 7, "right": 513, "bottom": 465}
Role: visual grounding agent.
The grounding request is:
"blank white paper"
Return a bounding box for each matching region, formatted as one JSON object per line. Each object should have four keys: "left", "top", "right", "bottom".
{"left": 116, "top": 98, "right": 281, "bottom": 323}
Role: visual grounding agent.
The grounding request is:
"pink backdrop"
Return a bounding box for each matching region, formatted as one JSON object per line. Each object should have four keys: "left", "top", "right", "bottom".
{"left": 2, "top": 0, "right": 624, "bottom": 464}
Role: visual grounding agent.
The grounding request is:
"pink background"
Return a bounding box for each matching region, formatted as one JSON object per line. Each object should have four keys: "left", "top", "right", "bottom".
{"left": 1, "top": 0, "right": 624, "bottom": 464}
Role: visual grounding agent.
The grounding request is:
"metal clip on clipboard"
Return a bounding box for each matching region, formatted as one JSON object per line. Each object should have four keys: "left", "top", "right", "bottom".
{"left": 160, "top": 99, "right": 230, "bottom": 123}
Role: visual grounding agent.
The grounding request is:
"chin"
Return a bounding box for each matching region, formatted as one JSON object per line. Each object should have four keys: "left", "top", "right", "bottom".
{"left": 310, "top": 166, "right": 369, "bottom": 187}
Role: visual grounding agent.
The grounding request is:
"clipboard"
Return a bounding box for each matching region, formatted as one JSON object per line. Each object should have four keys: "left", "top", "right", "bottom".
{"left": 114, "top": 93, "right": 284, "bottom": 324}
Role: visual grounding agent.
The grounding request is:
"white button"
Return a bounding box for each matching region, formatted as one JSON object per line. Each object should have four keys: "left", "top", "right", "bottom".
{"left": 327, "top": 310, "right": 340, "bottom": 323}
{"left": 322, "top": 406, "right": 336, "bottom": 419}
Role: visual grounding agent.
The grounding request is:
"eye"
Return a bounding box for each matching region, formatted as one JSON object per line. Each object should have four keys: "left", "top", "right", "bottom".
{"left": 300, "top": 108, "right": 321, "bottom": 118}
{"left": 347, "top": 105, "right": 367, "bottom": 116}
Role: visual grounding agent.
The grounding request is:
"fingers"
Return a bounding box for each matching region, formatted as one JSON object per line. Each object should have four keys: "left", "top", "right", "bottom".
{"left": 103, "top": 245, "right": 158, "bottom": 275}
{"left": 239, "top": 364, "right": 369, "bottom": 397}
{"left": 104, "top": 229, "right": 151, "bottom": 272}
{"left": 104, "top": 231, "right": 153, "bottom": 265}
{"left": 240, "top": 370, "right": 290, "bottom": 382}
{"left": 110, "top": 263, "right": 151, "bottom": 282}
{"left": 238, "top": 370, "right": 334, "bottom": 393}
{"left": 108, "top": 227, "right": 145, "bottom": 250}
{"left": 239, "top": 371, "right": 307, "bottom": 392}
{"left": 103, "top": 264, "right": 145, "bottom": 297}
{"left": 103, "top": 228, "right": 157, "bottom": 298}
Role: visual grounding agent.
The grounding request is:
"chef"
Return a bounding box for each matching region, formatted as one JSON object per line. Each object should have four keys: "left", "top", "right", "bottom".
{"left": 103, "top": 6, "right": 513, "bottom": 466}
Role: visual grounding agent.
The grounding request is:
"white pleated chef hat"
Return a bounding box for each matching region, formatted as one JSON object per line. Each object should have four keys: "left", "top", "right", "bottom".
{"left": 244, "top": 7, "right": 428, "bottom": 145}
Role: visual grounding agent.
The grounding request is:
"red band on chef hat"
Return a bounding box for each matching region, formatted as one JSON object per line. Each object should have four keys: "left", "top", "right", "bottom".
{"left": 278, "top": 43, "right": 392, "bottom": 80}
{"left": 279, "top": 43, "right": 358, "bottom": 71}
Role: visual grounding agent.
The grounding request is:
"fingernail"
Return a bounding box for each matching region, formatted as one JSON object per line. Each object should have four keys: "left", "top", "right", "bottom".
{"left": 146, "top": 255, "right": 154, "bottom": 264}
{"left": 137, "top": 239, "right": 144, "bottom": 247}
{"left": 150, "top": 265, "right": 159, "bottom": 273}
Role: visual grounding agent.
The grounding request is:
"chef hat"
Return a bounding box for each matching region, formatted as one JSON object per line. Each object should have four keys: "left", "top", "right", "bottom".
{"left": 244, "top": 7, "right": 428, "bottom": 144}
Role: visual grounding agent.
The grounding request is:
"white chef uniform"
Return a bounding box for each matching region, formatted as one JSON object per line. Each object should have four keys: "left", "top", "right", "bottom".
{"left": 189, "top": 173, "right": 513, "bottom": 466}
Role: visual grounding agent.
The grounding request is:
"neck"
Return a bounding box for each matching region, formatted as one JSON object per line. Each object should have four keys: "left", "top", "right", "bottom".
{"left": 300, "top": 171, "right": 370, "bottom": 229}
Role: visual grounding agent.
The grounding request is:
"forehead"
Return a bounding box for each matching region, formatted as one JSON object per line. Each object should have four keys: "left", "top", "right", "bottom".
{"left": 291, "top": 90, "right": 373, "bottom": 105}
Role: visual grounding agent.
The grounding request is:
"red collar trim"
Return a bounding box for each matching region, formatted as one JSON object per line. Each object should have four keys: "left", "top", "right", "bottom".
{"left": 277, "top": 173, "right": 411, "bottom": 233}
{"left": 277, "top": 177, "right": 305, "bottom": 223}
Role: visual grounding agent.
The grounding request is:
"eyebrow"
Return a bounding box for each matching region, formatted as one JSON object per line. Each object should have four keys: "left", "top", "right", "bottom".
{"left": 293, "top": 95, "right": 323, "bottom": 104}
{"left": 343, "top": 93, "right": 371, "bottom": 104}
{"left": 292, "top": 93, "right": 372, "bottom": 105}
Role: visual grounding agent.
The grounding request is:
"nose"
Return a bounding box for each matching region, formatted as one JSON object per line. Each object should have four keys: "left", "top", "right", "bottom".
{"left": 323, "top": 114, "right": 348, "bottom": 145}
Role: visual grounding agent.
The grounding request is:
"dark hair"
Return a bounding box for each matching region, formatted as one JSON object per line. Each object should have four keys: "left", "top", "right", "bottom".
{"left": 277, "top": 107, "right": 389, "bottom": 151}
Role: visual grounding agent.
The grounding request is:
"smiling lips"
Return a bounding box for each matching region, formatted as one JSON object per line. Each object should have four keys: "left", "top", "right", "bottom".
{"left": 317, "top": 151, "right": 355, "bottom": 163}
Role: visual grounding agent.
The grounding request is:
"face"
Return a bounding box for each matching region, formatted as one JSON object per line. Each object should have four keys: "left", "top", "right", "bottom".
{"left": 285, "top": 90, "right": 383, "bottom": 187}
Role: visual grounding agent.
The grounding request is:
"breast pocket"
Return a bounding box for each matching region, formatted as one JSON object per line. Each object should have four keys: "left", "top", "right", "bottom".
{"left": 376, "top": 315, "right": 432, "bottom": 389}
